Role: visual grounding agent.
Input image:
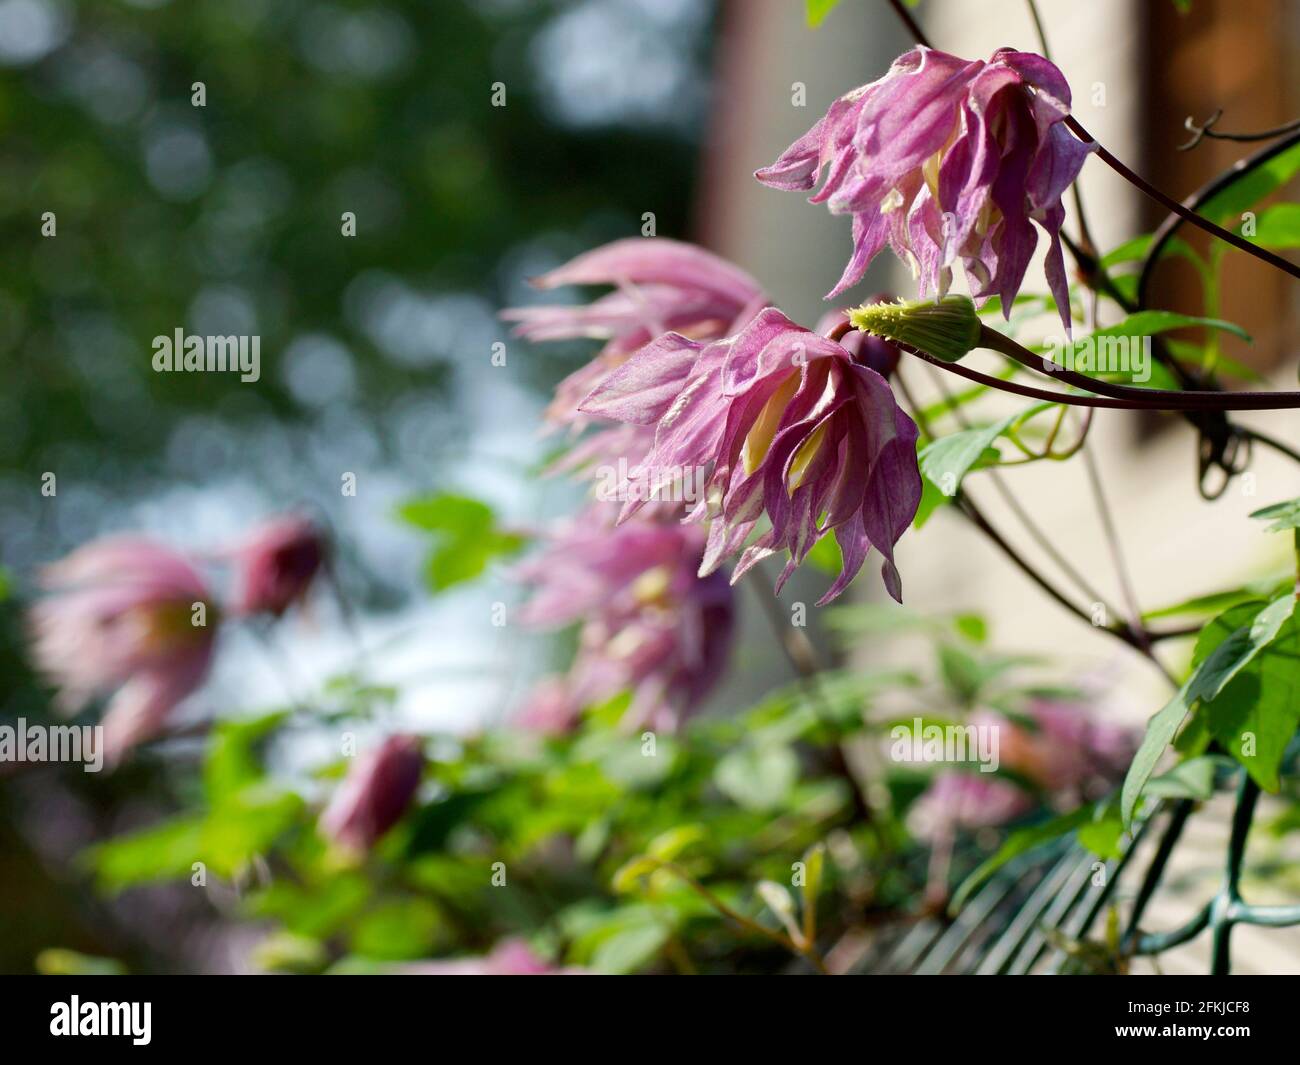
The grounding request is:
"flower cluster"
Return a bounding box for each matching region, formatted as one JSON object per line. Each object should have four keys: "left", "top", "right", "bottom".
{"left": 580, "top": 307, "right": 920, "bottom": 602}
{"left": 28, "top": 515, "right": 326, "bottom": 763}
{"left": 757, "top": 46, "right": 1093, "bottom": 330}
{"left": 514, "top": 508, "right": 733, "bottom": 733}
{"left": 502, "top": 237, "right": 767, "bottom": 434}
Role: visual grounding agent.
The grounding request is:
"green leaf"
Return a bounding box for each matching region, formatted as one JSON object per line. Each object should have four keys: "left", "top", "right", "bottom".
{"left": 646, "top": 824, "right": 707, "bottom": 862}
{"left": 251, "top": 932, "right": 328, "bottom": 974}
{"left": 756, "top": 880, "right": 800, "bottom": 940}
{"left": 1121, "top": 687, "right": 1192, "bottom": 826}
{"left": 1099, "top": 233, "right": 1201, "bottom": 270}
{"left": 1192, "top": 600, "right": 1269, "bottom": 666}
{"left": 1188, "top": 595, "right": 1294, "bottom": 703}
{"left": 1077, "top": 814, "right": 1125, "bottom": 860}
{"left": 1067, "top": 311, "right": 1250, "bottom": 353}
{"left": 35, "top": 949, "right": 128, "bottom": 976}
{"left": 950, "top": 805, "right": 1093, "bottom": 912}
{"left": 804, "top": 0, "right": 840, "bottom": 27}
{"left": 204, "top": 711, "right": 289, "bottom": 808}
{"left": 397, "top": 492, "right": 526, "bottom": 593}
{"left": 953, "top": 613, "right": 988, "bottom": 645}
{"left": 591, "top": 921, "right": 670, "bottom": 975}
{"left": 804, "top": 532, "right": 842, "bottom": 575}
{"left": 86, "top": 816, "right": 207, "bottom": 892}
{"left": 799, "top": 842, "right": 825, "bottom": 936}
{"left": 1252, "top": 203, "right": 1300, "bottom": 249}
{"left": 570, "top": 906, "right": 674, "bottom": 974}
{"left": 1251, "top": 497, "right": 1300, "bottom": 533}
{"left": 913, "top": 466, "right": 950, "bottom": 528}
{"left": 918, "top": 402, "right": 1053, "bottom": 497}
{"left": 1202, "top": 612, "right": 1300, "bottom": 791}
{"left": 1144, "top": 755, "right": 1226, "bottom": 801}
{"left": 351, "top": 898, "right": 442, "bottom": 960}
{"left": 1143, "top": 587, "right": 1268, "bottom": 621}
{"left": 1123, "top": 597, "right": 1294, "bottom": 823}
{"left": 714, "top": 744, "right": 799, "bottom": 811}
{"left": 1201, "top": 141, "right": 1300, "bottom": 224}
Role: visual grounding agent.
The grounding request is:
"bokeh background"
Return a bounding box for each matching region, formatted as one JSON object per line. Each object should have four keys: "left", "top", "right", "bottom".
{"left": 1, "top": 0, "right": 1298, "bottom": 973}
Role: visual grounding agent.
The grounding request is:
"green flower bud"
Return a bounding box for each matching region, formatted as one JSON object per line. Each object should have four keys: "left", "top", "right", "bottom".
{"left": 848, "top": 294, "right": 981, "bottom": 364}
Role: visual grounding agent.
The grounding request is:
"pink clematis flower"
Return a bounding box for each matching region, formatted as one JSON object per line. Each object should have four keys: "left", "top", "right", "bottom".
{"left": 756, "top": 46, "right": 1093, "bottom": 330}
{"left": 515, "top": 511, "right": 733, "bottom": 732}
{"left": 502, "top": 239, "right": 769, "bottom": 488}
{"left": 319, "top": 734, "right": 424, "bottom": 853}
{"left": 229, "top": 514, "right": 326, "bottom": 617}
{"left": 512, "top": 676, "right": 583, "bottom": 737}
{"left": 979, "top": 698, "right": 1136, "bottom": 801}
{"left": 580, "top": 307, "right": 922, "bottom": 603}
{"left": 908, "top": 770, "right": 1032, "bottom": 842}
{"left": 28, "top": 538, "right": 219, "bottom": 763}
{"left": 502, "top": 237, "right": 768, "bottom": 428}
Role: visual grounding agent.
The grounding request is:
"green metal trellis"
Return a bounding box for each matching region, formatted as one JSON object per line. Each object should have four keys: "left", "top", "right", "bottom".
{"left": 858, "top": 767, "right": 1300, "bottom": 975}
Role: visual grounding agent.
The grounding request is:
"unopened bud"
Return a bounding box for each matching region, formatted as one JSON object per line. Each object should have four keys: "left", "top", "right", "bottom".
{"left": 849, "top": 295, "right": 980, "bottom": 364}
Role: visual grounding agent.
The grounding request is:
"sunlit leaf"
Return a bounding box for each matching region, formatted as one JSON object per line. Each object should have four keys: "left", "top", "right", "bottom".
{"left": 1201, "top": 141, "right": 1300, "bottom": 224}
{"left": 397, "top": 492, "right": 526, "bottom": 593}
{"left": 805, "top": 0, "right": 840, "bottom": 27}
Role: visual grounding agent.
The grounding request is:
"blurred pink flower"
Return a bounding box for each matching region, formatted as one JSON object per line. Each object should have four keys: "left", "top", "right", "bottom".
{"left": 396, "top": 939, "right": 581, "bottom": 976}
{"left": 28, "top": 537, "right": 218, "bottom": 762}
{"left": 909, "top": 771, "right": 1032, "bottom": 841}
{"left": 229, "top": 514, "right": 325, "bottom": 617}
{"left": 515, "top": 511, "right": 733, "bottom": 732}
{"left": 984, "top": 698, "right": 1136, "bottom": 800}
{"left": 512, "top": 676, "right": 582, "bottom": 737}
{"left": 502, "top": 237, "right": 767, "bottom": 429}
{"left": 757, "top": 46, "right": 1092, "bottom": 330}
{"left": 580, "top": 307, "right": 922, "bottom": 602}
{"left": 319, "top": 734, "right": 424, "bottom": 852}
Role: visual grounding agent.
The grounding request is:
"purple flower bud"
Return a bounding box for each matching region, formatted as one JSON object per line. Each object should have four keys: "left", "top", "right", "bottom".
{"left": 320, "top": 735, "right": 424, "bottom": 852}
{"left": 229, "top": 515, "right": 325, "bottom": 618}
